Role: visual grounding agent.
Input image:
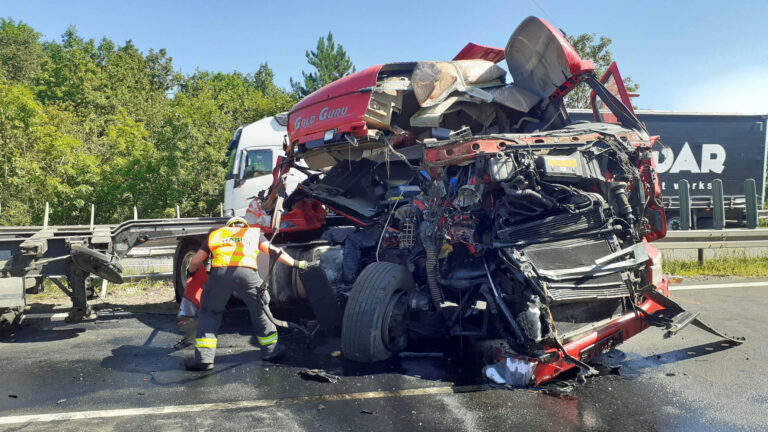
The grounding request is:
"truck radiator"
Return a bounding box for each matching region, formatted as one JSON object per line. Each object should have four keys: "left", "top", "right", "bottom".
{"left": 495, "top": 204, "right": 608, "bottom": 245}
{"left": 517, "top": 235, "right": 632, "bottom": 303}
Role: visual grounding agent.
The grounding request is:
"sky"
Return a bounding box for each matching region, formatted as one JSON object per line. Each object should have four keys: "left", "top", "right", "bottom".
{"left": 3, "top": 0, "right": 767, "bottom": 112}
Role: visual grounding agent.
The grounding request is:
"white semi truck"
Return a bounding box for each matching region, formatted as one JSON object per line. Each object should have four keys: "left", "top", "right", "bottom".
{"left": 224, "top": 114, "right": 287, "bottom": 217}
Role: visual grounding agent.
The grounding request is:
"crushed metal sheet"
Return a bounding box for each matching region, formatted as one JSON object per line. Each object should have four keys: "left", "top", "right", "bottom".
{"left": 297, "top": 368, "right": 342, "bottom": 383}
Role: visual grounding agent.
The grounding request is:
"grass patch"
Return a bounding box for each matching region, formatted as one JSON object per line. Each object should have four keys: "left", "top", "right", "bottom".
{"left": 28, "top": 278, "right": 173, "bottom": 303}
{"left": 664, "top": 250, "right": 768, "bottom": 277}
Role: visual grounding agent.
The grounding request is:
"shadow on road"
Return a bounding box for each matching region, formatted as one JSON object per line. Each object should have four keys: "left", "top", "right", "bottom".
{"left": 645, "top": 339, "right": 741, "bottom": 365}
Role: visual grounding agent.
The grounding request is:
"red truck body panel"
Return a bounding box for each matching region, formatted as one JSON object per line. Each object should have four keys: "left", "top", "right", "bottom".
{"left": 287, "top": 65, "right": 383, "bottom": 148}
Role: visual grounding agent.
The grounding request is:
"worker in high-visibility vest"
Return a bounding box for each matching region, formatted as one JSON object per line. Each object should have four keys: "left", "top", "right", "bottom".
{"left": 184, "top": 216, "right": 307, "bottom": 371}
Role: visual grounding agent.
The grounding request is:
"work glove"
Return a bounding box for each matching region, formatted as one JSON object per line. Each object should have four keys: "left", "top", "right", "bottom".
{"left": 295, "top": 260, "right": 309, "bottom": 271}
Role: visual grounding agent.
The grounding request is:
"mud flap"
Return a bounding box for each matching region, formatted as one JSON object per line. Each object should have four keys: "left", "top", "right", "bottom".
{"left": 641, "top": 287, "right": 745, "bottom": 344}
{"left": 298, "top": 266, "right": 342, "bottom": 332}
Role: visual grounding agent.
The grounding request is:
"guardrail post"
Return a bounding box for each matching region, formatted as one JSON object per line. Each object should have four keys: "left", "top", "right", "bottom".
{"left": 712, "top": 179, "right": 725, "bottom": 230}
{"left": 679, "top": 180, "right": 691, "bottom": 230}
{"left": 90, "top": 204, "right": 95, "bottom": 231}
{"left": 133, "top": 206, "right": 138, "bottom": 220}
{"left": 176, "top": 205, "right": 181, "bottom": 219}
{"left": 745, "top": 178, "right": 758, "bottom": 229}
{"left": 220, "top": 203, "right": 224, "bottom": 217}
{"left": 43, "top": 202, "right": 50, "bottom": 229}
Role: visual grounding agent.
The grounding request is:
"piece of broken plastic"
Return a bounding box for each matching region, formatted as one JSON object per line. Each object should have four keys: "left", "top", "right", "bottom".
{"left": 667, "top": 275, "right": 684, "bottom": 284}
{"left": 483, "top": 356, "right": 536, "bottom": 387}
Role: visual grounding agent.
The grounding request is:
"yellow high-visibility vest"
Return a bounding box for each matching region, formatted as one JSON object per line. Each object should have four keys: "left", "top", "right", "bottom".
{"left": 208, "top": 227, "right": 261, "bottom": 269}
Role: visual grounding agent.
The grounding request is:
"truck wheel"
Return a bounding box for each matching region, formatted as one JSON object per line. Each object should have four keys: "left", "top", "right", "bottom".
{"left": 667, "top": 216, "right": 682, "bottom": 231}
{"left": 341, "top": 262, "right": 414, "bottom": 362}
{"left": 173, "top": 239, "right": 200, "bottom": 302}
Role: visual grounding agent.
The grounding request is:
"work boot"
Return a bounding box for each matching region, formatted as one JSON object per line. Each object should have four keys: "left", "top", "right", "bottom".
{"left": 261, "top": 343, "right": 285, "bottom": 361}
{"left": 185, "top": 357, "right": 214, "bottom": 371}
{"left": 177, "top": 317, "right": 198, "bottom": 342}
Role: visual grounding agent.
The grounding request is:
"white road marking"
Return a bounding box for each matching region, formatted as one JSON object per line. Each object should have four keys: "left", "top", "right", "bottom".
{"left": 22, "top": 312, "right": 71, "bottom": 321}
{"left": 0, "top": 385, "right": 484, "bottom": 425}
{"left": 670, "top": 281, "right": 768, "bottom": 291}
{"left": 23, "top": 311, "right": 134, "bottom": 321}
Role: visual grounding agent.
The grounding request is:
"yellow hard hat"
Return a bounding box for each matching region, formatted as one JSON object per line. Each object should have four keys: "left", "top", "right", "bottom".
{"left": 226, "top": 216, "right": 249, "bottom": 227}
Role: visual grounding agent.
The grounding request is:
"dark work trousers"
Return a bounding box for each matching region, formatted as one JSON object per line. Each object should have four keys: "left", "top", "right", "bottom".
{"left": 342, "top": 228, "right": 379, "bottom": 283}
{"left": 195, "top": 266, "right": 277, "bottom": 363}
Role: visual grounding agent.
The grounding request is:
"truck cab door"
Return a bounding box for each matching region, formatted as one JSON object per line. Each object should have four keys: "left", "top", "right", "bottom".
{"left": 590, "top": 62, "right": 636, "bottom": 124}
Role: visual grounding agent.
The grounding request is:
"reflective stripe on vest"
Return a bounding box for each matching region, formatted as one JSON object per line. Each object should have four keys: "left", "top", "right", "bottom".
{"left": 208, "top": 226, "right": 261, "bottom": 269}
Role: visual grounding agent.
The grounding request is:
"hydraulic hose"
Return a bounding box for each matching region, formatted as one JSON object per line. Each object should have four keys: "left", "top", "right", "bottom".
{"left": 419, "top": 219, "right": 444, "bottom": 310}
{"left": 425, "top": 248, "right": 443, "bottom": 310}
{"left": 483, "top": 256, "right": 526, "bottom": 344}
{"left": 501, "top": 184, "right": 556, "bottom": 209}
{"left": 256, "top": 189, "right": 313, "bottom": 335}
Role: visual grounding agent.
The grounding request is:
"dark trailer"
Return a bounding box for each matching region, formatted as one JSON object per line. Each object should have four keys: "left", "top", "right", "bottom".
{"left": 570, "top": 110, "right": 768, "bottom": 228}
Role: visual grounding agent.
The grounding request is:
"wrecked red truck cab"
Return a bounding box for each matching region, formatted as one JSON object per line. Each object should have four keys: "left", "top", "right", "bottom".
{"left": 253, "top": 16, "right": 741, "bottom": 386}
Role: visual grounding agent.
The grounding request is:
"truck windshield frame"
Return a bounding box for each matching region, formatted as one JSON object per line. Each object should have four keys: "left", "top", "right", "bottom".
{"left": 240, "top": 148, "right": 273, "bottom": 179}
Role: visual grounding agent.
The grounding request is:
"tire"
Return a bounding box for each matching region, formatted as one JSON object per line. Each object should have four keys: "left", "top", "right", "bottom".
{"left": 665, "top": 211, "right": 681, "bottom": 231}
{"left": 341, "top": 262, "right": 414, "bottom": 362}
{"left": 173, "top": 238, "right": 201, "bottom": 302}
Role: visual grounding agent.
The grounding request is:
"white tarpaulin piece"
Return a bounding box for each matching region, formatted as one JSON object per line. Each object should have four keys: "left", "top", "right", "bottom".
{"left": 483, "top": 356, "right": 536, "bottom": 387}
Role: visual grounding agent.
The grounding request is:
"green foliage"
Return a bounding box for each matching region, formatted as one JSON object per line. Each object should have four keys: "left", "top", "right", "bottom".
{"left": 664, "top": 250, "right": 768, "bottom": 277}
{"left": 0, "top": 23, "right": 296, "bottom": 226}
{"left": 0, "top": 18, "right": 45, "bottom": 84}
{"left": 565, "top": 33, "right": 640, "bottom": 109}
{"left": 290, "top": 32, "right": 355, "bottom": 97}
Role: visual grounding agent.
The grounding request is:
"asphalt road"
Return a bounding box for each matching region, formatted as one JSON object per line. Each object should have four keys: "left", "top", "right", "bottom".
{"left": 1, "top": 282, "right": 767, "bottom": 431}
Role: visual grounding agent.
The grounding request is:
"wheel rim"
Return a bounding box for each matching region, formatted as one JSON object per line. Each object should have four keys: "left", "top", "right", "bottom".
{"left": 382, "top": 290, "right": 409, "bottom": 352}
{"left": 180, "top": 250, "right": 196, "bottom": 290}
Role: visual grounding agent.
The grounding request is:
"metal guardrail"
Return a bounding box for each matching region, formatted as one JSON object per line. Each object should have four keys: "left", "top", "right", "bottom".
{"left": 676, "top": 178, "right": 761, "bottom": 229}
{"left": 654, "top": 229, "right": 768, "bottom": 249}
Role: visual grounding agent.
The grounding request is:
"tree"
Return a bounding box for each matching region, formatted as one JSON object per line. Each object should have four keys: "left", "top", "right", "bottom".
{"left": 0, "top": 18, "right": 45, "bottom": 84}
{"left": 0, "top": 21, "right": 298, "bottom": 225}
{"left": 290, "top": 32, "right": 355, "bottom": 97}
{"left": 565, "top": 33, "right": 639, "bottom": 109}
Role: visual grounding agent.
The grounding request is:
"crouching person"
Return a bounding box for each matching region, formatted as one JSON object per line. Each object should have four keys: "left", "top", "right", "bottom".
{"left": 184, "top": 216, "right": 307, "bottom": 371}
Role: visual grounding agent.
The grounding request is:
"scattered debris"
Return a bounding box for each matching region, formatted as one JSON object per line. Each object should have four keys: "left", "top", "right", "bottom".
{"left": 360, "top": 409, "right": 374, "bottom": 415}
{"left": 317, "top": 404, "right": 326, "bottom": 411}
{"left": 331, "top": 350, "right": 342, "bottom": 358}
{"left": 298, "top": 368, "right": 341, "bottom": 383}
{"left": 8, "top": 394, "right": 18, "bottom": 399}
{"left": 56, "top": 398, "right": 67, "bottom": 404}
{"left": 483, "top": 356, "right": 536, "bottom": 387}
